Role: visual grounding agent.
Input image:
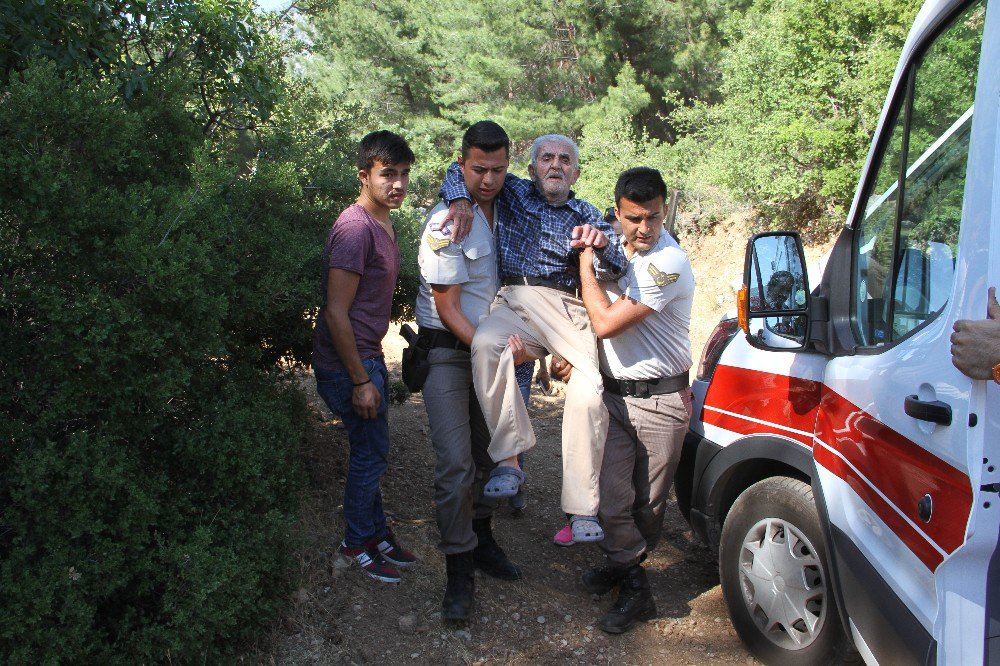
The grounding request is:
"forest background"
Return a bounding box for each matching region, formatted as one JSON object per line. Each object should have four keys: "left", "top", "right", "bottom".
{"left": 0, "top": 0, "right": 921, "bottom": 662}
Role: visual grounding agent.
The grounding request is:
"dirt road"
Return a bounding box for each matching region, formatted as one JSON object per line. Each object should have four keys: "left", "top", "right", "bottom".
{"left": 266, "top": 343, "right": 755, "bottom": 666}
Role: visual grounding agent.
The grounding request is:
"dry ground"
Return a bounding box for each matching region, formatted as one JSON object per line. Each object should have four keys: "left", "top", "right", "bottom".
{"left": 256, "top": 216, "right": 836, "bottom": 665}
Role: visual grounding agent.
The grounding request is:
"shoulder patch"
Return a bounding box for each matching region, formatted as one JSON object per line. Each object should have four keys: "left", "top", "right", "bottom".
{"left": 425, "top": 219, "right": 453, "bottom": 252}
{"left": 647, "top": 264, "right": 679, "bottom": 287}
{"left": 426, "top": 233, "right": 451, "bottom": 251}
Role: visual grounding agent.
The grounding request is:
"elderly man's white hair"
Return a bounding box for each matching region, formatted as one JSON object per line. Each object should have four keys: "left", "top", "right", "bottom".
{"left": 529, "top": 134, "right": 579, "bottom": 166}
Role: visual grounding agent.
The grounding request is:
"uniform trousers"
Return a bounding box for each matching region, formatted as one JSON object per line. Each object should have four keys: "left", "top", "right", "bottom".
{"left": 598, "top": 388, "right": 692, "bottom": 567}
{"left": 471, "top": 285, "right": 609, "bottom": 516}
{"left": 423, "top": 346, "right": 498, "bottom": 554}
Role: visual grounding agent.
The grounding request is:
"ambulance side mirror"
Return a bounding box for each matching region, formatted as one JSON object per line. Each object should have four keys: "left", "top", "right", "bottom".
{"left": 740, "top": 232, "right": 810, "bottom": 351}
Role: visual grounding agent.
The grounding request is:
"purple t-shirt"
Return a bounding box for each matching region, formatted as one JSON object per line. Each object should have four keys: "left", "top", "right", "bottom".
{"left": 312, "top": 203, "right": 400, "bottom": 371}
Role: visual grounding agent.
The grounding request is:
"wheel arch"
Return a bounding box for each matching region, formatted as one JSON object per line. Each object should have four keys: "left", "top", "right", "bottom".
{"left": 693, "top": 435, "right": 814, "bottom": 549}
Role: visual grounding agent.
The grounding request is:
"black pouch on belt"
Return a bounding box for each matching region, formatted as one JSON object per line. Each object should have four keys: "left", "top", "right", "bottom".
{"left": 399, "top": 324, "right": 430, "bottom": 392}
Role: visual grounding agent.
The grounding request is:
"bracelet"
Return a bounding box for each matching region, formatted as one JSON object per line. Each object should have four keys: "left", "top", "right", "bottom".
{"left": 353, "top": 378, "right": 372, "bottom": 388}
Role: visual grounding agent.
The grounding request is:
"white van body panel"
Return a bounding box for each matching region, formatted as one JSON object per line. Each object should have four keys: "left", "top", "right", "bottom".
{"left": 928, "top": 0, "right": 1000, "bottom": 658}
{"left": 814, "top": 463, "right": 938, "bottom": 630}
{"left": 693, "top": 0, "right": 1000, "bottom": 661}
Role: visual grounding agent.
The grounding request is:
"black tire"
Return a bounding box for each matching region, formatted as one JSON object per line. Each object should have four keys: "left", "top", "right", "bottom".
{"left": 719, "top": 477, "right": 853, "bottom": 665}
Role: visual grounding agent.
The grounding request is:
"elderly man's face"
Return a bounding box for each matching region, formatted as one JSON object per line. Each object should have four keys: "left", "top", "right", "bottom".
{"left": 528, "top": 140, "right": 580, "bottom": 204}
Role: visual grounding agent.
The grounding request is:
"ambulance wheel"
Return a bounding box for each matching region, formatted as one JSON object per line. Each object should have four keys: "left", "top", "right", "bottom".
{"left": 719, "top": 477, "right": 851, "bottom": 665}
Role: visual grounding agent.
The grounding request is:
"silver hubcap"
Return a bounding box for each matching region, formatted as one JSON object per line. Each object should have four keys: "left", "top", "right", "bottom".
{"left": 738, "top": 517, "right": 826, "bottom": 650}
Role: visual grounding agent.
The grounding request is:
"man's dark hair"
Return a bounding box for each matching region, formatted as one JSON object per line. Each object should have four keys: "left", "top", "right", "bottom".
{"left": 614, "top": 166, "right": 668, "bottom": 206}
{"left": 357, "top": 130, "right": 415, "bottom": 171}
{"left": 766, "top": 270, "right": 796, "bottom": 308}
{"left": 461, "top": 120, "right": 510, "bottom": 158}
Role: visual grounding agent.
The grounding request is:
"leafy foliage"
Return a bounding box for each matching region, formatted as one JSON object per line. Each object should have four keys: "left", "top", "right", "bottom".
{"left": 0, "top": 2, "right": 358, "bottom": 661}
{"left": 671, "top": 0, "right": 922, "bottom": 229}
{"left": 299, "top": 0, "right": 748, "bottom": 194}
{"left": 300, "top": 0, "right": 926, "bottom": 236}
{"left": 391, "top": 201, "right": 428, "bottom": 321}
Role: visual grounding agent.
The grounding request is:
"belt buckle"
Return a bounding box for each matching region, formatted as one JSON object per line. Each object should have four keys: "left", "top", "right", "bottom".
{"left": 633, "top": 381, "right": 650, "bottom": 399}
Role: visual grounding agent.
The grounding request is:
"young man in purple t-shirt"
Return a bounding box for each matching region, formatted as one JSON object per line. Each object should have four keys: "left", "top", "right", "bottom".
{"left": 312, "top": 130, "right": 416, "bottom": 584}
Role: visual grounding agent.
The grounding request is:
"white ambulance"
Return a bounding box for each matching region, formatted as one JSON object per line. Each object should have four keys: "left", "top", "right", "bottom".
{"left": 679, "top": 0, "right": 1000, "bottom": 663}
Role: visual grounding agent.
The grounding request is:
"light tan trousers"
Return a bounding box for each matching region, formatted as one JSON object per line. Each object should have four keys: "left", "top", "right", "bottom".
{"left": 471, "top": 285, "right": 609, "bottom": 516}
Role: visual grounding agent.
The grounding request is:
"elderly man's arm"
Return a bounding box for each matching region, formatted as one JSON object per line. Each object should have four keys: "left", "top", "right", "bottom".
{"left": 440, "top": 162, "right": 471, "bottom": 204}
{"left": 440, "top": 163, "right": 532, "bottom": 241}
{"left": 439, "top": 162, "right": 475, "bottom": 242}
{"left": 578, "top": 247, "right": 655, "bottom": 338}
{"left": 578, "top": 204, "right": 625, "bottom": 278}
{"left": 951, "top": 286, "right": 1000, "bottom": 380}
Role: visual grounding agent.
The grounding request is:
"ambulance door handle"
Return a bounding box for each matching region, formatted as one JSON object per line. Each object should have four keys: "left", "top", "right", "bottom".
{"left": 904, "top": 395, "right": 952, "bottom": 426}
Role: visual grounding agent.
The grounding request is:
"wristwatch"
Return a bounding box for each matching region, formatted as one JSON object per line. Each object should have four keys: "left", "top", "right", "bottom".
{"left": 993, "top": 361, "right": 1000, "bottom": 384}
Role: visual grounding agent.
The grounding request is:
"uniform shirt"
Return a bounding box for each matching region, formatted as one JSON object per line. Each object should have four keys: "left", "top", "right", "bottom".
{"left": 440, "top": 163, "right": 625, "bottom": 288}
{"left": 416, "top": 201, "right": 498, "bottom": 331}
{"left": 599, "top": 232, "right": 694, "bottom": 381}
{"left": 312, "top": 203, "right": 400, "bottom": 371}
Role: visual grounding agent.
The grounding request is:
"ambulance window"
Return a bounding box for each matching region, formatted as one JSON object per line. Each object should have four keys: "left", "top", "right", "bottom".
{"left": 851, "top": 0, "right": 985, "bottom": 348}
{"left": 854, "top": 111, "right": 903, "bottom": 346}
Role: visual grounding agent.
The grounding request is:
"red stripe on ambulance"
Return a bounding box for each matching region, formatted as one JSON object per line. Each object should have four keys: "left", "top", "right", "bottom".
{"left": 703, "top": 365, "right": 823, "bottom": 435}
{"left": 704, "top": 365, "right": 973, "bottom": 570}
{"left": 702, "top": 408, "right": 814, "bottom": 448}
{"left": 814, "top": 387, "right": 972, "bottom": 557}
{"left": 812, "top": 443, "right": 945, "bottom": 570}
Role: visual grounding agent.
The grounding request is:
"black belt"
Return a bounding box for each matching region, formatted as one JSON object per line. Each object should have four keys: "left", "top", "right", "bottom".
{"left": 502, "top": 276, "right": 580, "bottom": 298}
{"left": 418, "top": 326, "right": 470, "bottom": 353}
{"left": 602, "top": 372, "right": 689, "bottom": 398}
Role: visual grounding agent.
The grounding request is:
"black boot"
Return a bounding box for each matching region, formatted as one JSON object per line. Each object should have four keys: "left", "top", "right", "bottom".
{"left": 472, "top": 518, "right": 522, "bottom": 580}
{"left": 581, "top": 563, "right": 627, "bottom": 595}
{"left": 442, "top": 552, "right": 475, "bottom": 623}
{"left": 597, "top": 565, "right": 657, "bottom": 634}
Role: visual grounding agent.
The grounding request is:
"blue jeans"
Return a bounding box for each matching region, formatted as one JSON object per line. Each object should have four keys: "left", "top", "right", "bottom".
{"left": 315, "top": 358, "right": 390, "bottom": 547}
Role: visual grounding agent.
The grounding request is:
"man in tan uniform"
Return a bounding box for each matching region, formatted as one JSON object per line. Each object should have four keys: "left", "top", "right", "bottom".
{"left": 416, "top": 121, "right": 521, "bottom": 623}
{"left": 573, "top": 167, "right": 694, "bottom": 633}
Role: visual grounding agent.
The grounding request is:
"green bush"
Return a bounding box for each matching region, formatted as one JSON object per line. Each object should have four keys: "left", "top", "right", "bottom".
{"left": 388, "top": 201, "right": 428, "bottom": 322}
{"left": 0, "top": 44, "right": 353, "bottom": 663}
{"left": 673, "top": 0, "right": 921, "bottom": 230}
